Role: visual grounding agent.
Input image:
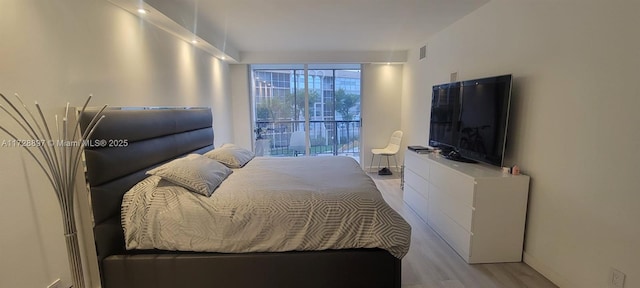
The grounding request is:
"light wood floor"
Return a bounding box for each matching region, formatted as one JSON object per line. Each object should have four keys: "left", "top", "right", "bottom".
{"left": 368, "top": 172, "right": 558, "bottom": 288}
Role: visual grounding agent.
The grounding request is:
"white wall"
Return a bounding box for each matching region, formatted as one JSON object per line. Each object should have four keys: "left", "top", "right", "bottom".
{"left": 229, "top": 64, "right": 253, "bottom": 150}
{"left": 0, "top": 0, "right": 233, "bottom": 287}
{"left": 402, "top": 1, "right": 640, "bottom": 287}
{"left": 362, "top": 64, "right": 404, "bottom": 171}
{"left": 240, "top": 51, "right": 407, "bottom": 64}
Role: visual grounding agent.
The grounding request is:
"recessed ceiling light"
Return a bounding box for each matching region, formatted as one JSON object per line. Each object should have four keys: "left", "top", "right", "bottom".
{"left": 191, "top": 39, "right": 199, "bottom": 44}
{"left": 221, "top": 56, "right": 226, "bottom": 60}
{"left": 137, "top": 8, "right": 149, "bottom": 15}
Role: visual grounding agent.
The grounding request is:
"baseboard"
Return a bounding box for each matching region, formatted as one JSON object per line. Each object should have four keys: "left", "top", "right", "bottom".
{"left": 523, "top": 251, "right": 574, "bottom": 288}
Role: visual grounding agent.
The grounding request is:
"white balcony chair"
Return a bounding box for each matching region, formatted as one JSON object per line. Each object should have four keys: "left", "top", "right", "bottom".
{"left": 289, "top": 130, "right": 306, "bottom": 156}
{"left": 369, "top": 130, "right": 403, "bottom": 175}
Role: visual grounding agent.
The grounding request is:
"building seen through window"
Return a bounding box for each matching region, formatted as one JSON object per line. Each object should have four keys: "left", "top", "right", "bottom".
{"left": 251, "top": 66, "right": 361, "bottom": 159}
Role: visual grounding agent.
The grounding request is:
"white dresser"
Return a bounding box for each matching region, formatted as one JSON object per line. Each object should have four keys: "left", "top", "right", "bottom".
{"left": 403, "top": 149, "right": 529, "bottom": 263}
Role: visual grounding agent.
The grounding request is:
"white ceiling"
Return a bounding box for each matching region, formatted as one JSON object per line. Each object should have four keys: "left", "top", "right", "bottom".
{"left": 147, "top": 0, "right": 489, "bottom": 55}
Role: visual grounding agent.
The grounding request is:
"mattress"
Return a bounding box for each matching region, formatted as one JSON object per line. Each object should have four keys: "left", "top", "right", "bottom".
{"left": 122, "top": 156, "right": 411, "bottom": 258}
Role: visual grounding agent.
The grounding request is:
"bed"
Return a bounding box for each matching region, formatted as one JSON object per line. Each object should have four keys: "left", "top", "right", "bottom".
{"left": 79, "top": 107, "right": 410, "bottom": 288}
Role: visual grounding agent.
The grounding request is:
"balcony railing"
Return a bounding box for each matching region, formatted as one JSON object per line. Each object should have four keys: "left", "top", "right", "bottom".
{"left": 254, "top": 120, "right": 360, "bottom": 159}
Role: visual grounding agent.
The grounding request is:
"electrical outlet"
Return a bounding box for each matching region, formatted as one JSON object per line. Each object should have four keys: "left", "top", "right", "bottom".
{"left": 610, "top": 268, "right": 626, "bottom": 288}
{"left": 47, "top": 278, "right": 62, "bottom": 288}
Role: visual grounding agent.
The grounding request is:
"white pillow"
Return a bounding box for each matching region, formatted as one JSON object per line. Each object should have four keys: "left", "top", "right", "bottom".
{"left": 204, "top": 144, "right": 255, "bottom": 168}
{"left": 146, "top": 154, "right": 232, "bottom": 196}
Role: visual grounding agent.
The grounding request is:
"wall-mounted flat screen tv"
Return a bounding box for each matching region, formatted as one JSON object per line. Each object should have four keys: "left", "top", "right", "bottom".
{"left": 428, "top": 82, "right": 460, "bottom": 151}
{"left": 428, "top": 74, "right": 512, "bottom": 167}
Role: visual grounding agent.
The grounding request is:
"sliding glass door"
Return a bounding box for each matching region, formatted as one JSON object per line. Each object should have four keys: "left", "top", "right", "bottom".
{"left": 251, "top": 64, "right": 361, "bottom": 160}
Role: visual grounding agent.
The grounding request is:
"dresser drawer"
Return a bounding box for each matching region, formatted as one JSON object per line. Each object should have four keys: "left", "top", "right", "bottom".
{"left": 405, "top": 152, "right": 430, "bottom": 180}
{"left": 429, "top": 183, "right": 473, "bottom": 232}
{"left": 405, "top": 169, "right": 429, "bottom": 200}
{"left": 404, "top": 184, "right": 428, "bottom": 223}
{"left": 429, "top": 163, "right": 475, "bottom": 207}
{"left": 428, "top": 198, "right": 472, "bottom": 259}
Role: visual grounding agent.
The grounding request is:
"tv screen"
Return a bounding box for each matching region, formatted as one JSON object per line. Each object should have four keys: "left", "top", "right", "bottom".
{"left": 428, "top": 82, "right": 460, "bottom": 150}
{"left": 457, "top": 75, "right": 512, "bottom": 166}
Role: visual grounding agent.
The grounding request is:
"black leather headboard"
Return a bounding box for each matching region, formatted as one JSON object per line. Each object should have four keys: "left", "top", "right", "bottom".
{"left": 79, "top": 108, "right": 214, "bottom": 262}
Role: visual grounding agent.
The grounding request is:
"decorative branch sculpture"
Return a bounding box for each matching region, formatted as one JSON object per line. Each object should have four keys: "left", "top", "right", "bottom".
{"left": 0, "top": 93, "right": 107, "bottom": 288}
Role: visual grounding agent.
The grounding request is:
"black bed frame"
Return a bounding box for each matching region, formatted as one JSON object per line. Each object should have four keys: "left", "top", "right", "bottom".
{"left": 79, "top": 107, "right": 401, "bottom": 288}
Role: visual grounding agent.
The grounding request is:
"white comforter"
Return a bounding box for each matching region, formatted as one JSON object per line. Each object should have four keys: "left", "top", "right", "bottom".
{"left": 122, "top": 156, "right": 411, "bottom": 258}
